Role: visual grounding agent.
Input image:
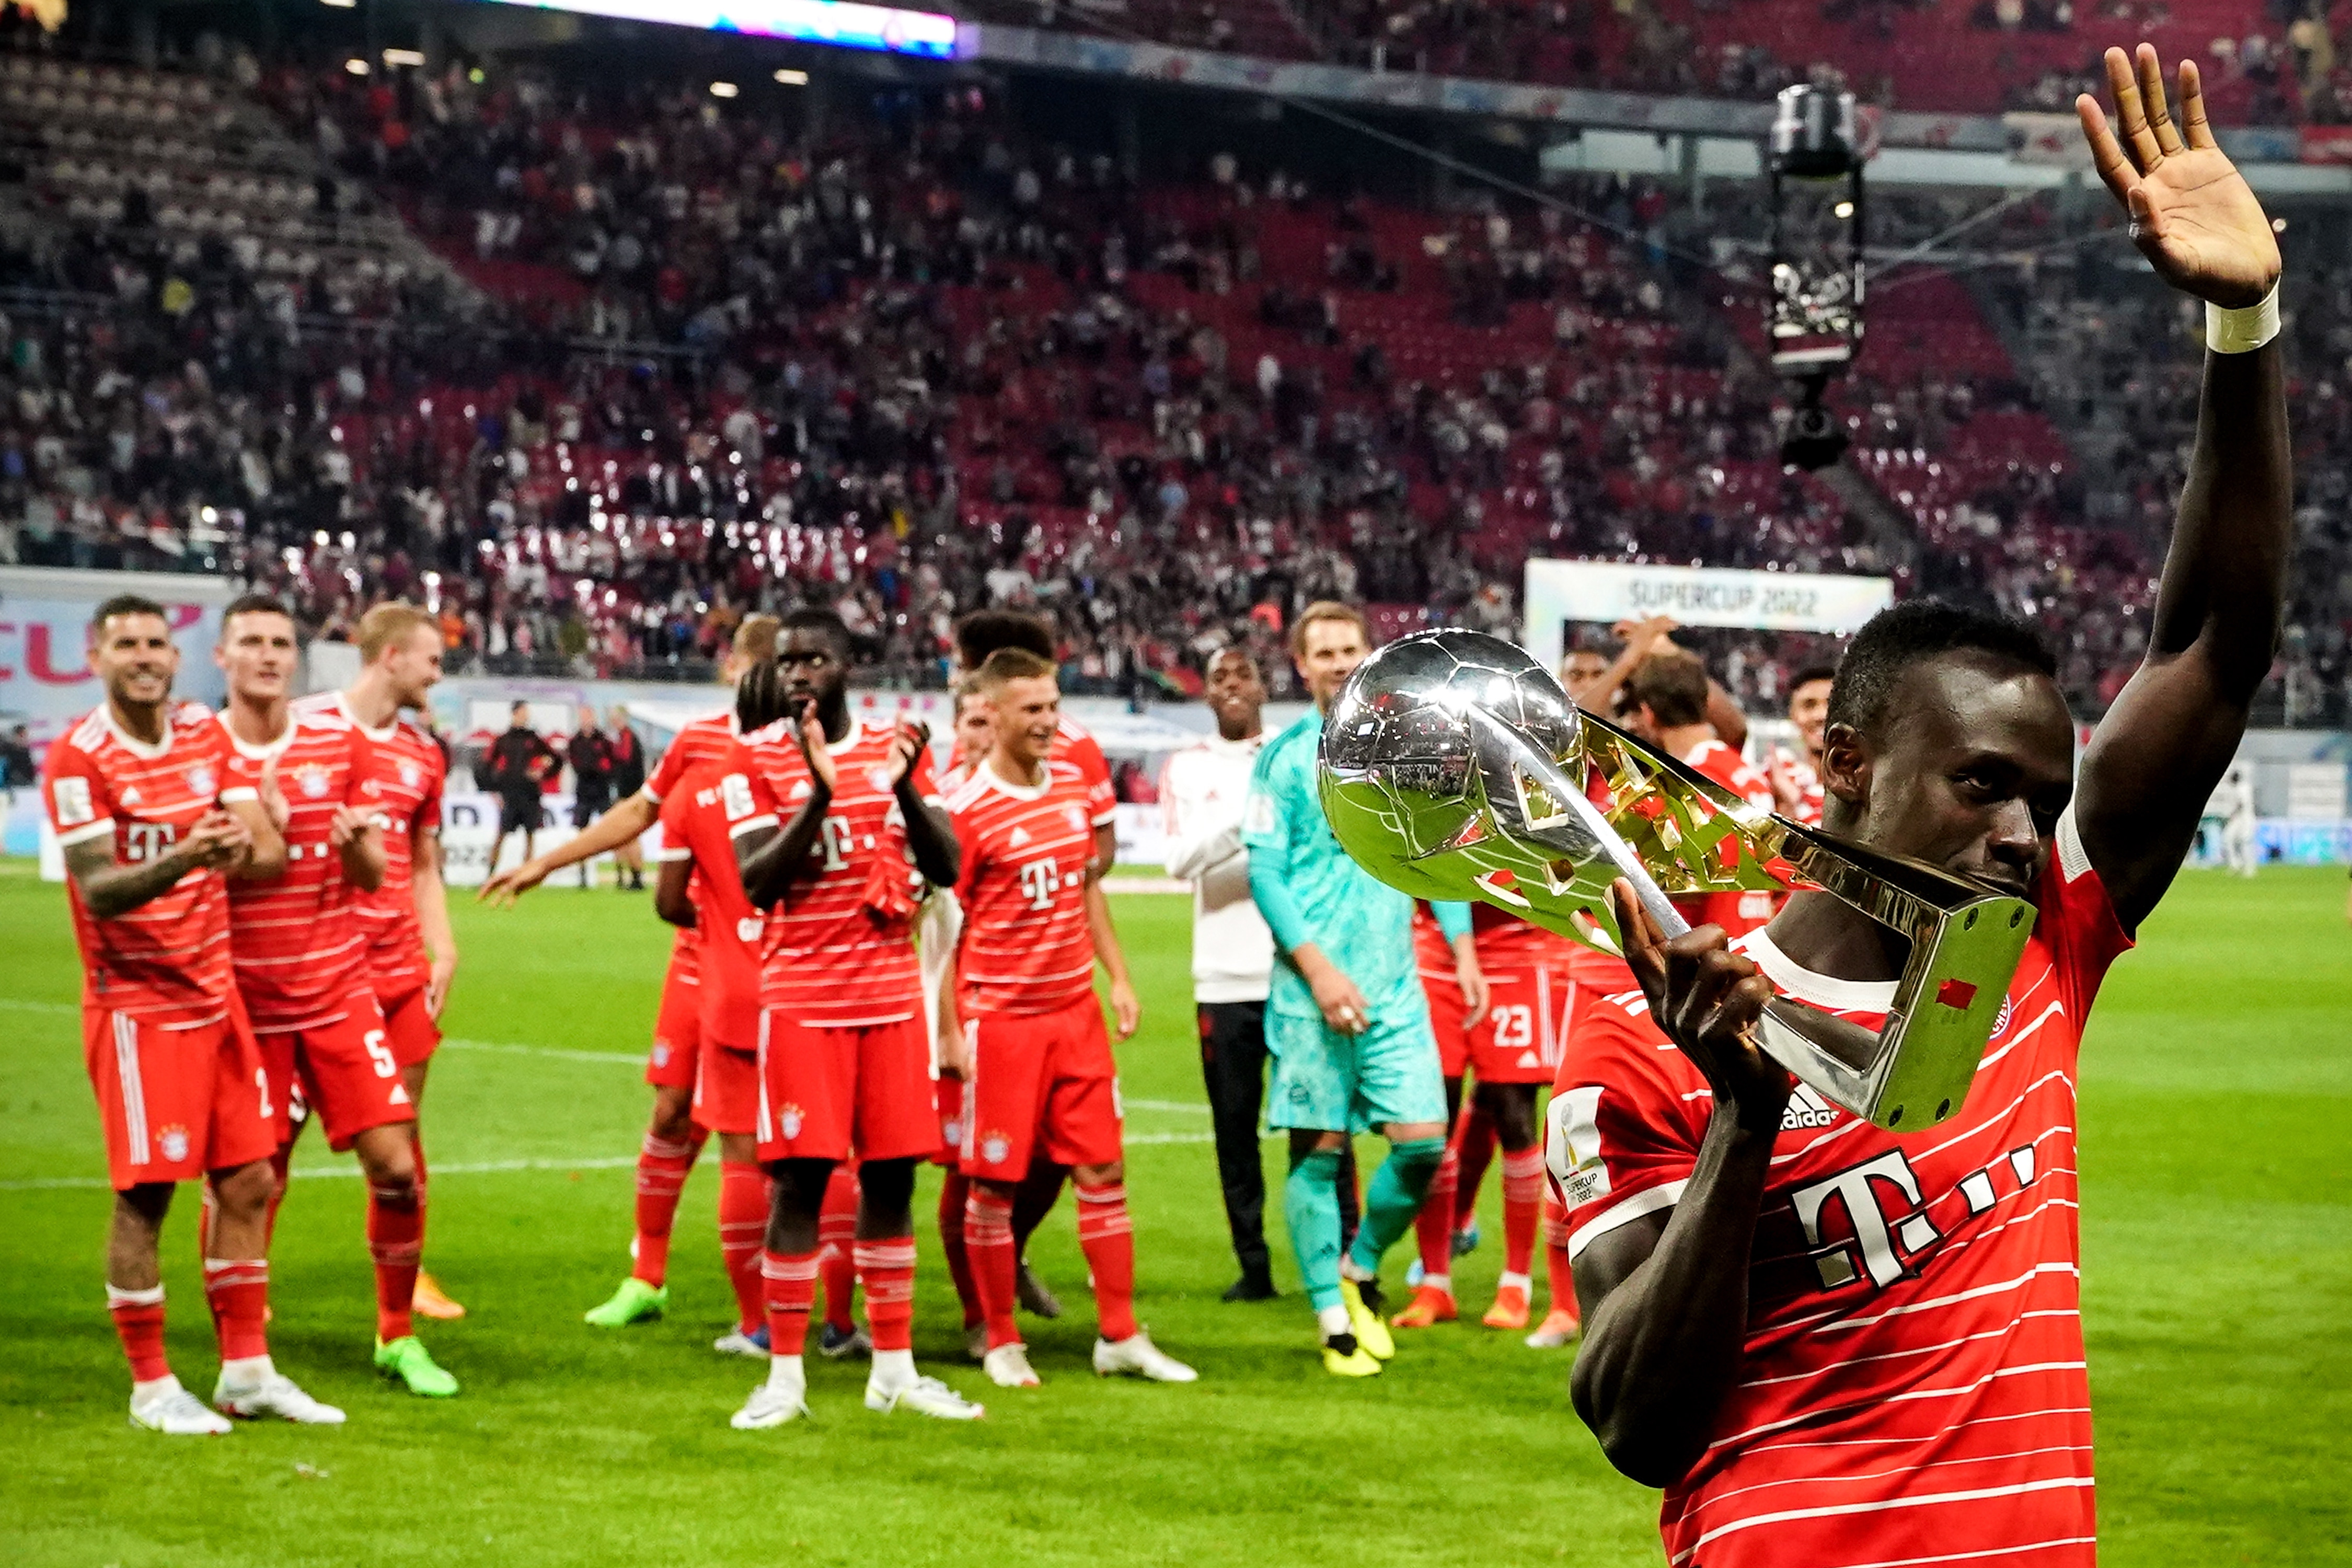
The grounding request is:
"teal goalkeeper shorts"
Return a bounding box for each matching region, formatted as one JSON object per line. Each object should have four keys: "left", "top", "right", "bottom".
{"left": 1264, "top": 979, "right": 1446, "bottom": 1134}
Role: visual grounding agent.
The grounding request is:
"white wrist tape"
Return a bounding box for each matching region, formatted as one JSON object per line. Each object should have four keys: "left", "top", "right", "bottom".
{"left": 2206, "top": 283, "right": 2281, "bottom": 354}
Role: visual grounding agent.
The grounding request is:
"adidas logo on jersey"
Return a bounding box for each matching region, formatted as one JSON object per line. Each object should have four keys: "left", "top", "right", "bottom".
{"left": 1008, "top": 827, "right": 1031, "bottom": 847}
{"left": 1516, "top": 1050, "right": 1541, "bottom": 1069}
{"left": 1782, "top": 1083, "right": 1841, "bottom": 1131}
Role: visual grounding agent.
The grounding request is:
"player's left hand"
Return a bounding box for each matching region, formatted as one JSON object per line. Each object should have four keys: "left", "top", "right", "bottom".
{"left": 886, "top": 719, "right": 930, "bottom": 787}
{"left": 328, "top": 805, "right": 375, "bottom": 849}
{"left": 1109, "top": 976, "right": 1141, "bottom": 1041}
{"left": 2077, "top": 44, "right": 2281, "bottom": 307}
{"left": 426, "top": 950, "right": 458, "bottom": 1019}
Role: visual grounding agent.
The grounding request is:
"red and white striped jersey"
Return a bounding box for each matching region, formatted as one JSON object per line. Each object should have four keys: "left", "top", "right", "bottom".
{"left": 654, "top": 756, "right": 763, "bottom": 1049}
{"left": 738, "top": 717, "right": 938, "bottom": 1028}
{"left": 1781, "top": 752, "right": 1827, "bottom": 828}
{"left": 950, "top": 714, "right": 1116, "bottom": 824}
{"left": 1551, "top": 809, "right": 2128, "bottom": 1568}
{"left": 949, "top": 758, "right": 1108, "bottom": 1017}
{"left": 1679, "top": 737, "right": 1780, "bottom": 941}
{"left": 643, "top": 709, "right": 744, "bottom": 971}
{"left": 42, "top": 702, "right": 254, "bottom": 1023}
{"left": 295, "top": 691, "right": 444, "bottom": 996}
{"left": 217, "top": 707, "right": 376, "bottom": 1033}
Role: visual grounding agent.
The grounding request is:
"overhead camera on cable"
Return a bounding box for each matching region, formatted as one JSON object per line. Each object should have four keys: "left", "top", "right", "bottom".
{"left": 1767, "top": 85, "right": 1865, "bottom": 471}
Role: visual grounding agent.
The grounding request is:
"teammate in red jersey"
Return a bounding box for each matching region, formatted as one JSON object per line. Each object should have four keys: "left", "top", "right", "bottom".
{"left": 945, "top": 647, "right": 1196, "bottom": 1391}
{"left": 724, "top": 609, "right": 984, "bottom": 1425}
{"left": 484, "top": 617, "right": 779, "bottom": 1331}
{"left": 1766, "top": 664, "right": 1836, "bottom": 829}
{"left": 1562, "top": 56, "right": 2285, "bottom": 1564}
{"left": 941, "top": 610, "right": 1120, "bottom": 1327}
{"left": 1395, "top": 904, "right": 1486, "bottom": 1325}
{"left": 214, "top": 597, "right": 459, "bottom": 1399}
{"left": 1623, "top": 652, "right": 1780, "bottom": 941}
{"left": 1397, "top": 905, "right": 1563, "bottom": 1333}
{"left": 297, "top": 602, "right": 465, "bottom": 1327}
{"left": 638, "top": 679, "right": 787, "bottom": 1363}
{"left": 43, "top": 593, "right": 340, "bottom": 1433}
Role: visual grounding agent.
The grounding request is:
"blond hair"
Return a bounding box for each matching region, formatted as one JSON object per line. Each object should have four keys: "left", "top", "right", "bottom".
{"left": 358, "top": 602, "right": 436, "bottom": 663}
{"left": 973, "top": 647, "right": 1056, "bottom": 696}
{"left": 733, "top": 614, "right": 780, "bottom": 664}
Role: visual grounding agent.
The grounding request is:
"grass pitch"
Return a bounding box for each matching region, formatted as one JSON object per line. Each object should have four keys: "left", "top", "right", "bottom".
{"left": 0, "top": 859, "right": 2347, "bottom": 1567}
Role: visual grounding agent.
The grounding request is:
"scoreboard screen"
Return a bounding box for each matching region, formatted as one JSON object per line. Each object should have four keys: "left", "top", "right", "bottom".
{"left": 478, "top": 0, "right": 960, "bottom": 59}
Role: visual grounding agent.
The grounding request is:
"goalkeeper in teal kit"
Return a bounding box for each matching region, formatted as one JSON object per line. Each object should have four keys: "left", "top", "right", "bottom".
{"left": 1243, "top": 603, "right": 1486, "bottom": 1376}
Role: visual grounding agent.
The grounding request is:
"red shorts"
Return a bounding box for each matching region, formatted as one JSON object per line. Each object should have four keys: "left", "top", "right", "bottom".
{"left": 756, "top": 1012, "right": 938, "bottom": 1163}
{"left": 692, "top": 1035, "right": 759, "bottom": 1137}
{"left": 1422, "top": 969, "right": 1480, "bottom": 1079}
{"left": 259, "top": 991, "right": 416, "bottom": 1152}
{"left": 83, "top": 999, "right": 277, "bottom": 1191}
{"left": 1471, "top": 962, "right": 1573, "bottom": 1085}
{"left": 960, "top": 993, "right": 1122, "bottom": 1183}
{"left": 378, "top": 984, "right": 442, "bottom": 1070}
{"left": 647, "top": 973, "right": 700, "bottom": 1090}
{"left": 932, "top": 1073, "right": 966, "bottom": 1168}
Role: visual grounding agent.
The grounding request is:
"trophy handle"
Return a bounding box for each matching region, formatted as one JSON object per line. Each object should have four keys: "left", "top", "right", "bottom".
{"left": 1457, "top": 707, "right": 2035, "bottom": 1133}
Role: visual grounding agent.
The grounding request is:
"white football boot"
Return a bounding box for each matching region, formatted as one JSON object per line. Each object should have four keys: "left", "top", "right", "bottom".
{"left": 213, "top": 1361, "right": 346, "bottom": 1425}
{"left": 130, "top": 1376, "right": 233, "bottom": 1436}
{"left": 1093, "top": 1329, "right": 1198, "bottom": 1383}
{"left": 982, "top": 1342, "right": 1041, "bottom": 1388}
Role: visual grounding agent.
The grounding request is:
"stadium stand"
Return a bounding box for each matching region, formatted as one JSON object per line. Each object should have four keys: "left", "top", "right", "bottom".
{"left": 0, "top": 24, "right": 2342, "bottom": 724}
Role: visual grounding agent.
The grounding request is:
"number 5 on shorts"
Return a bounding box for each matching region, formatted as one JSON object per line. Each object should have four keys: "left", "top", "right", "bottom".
{"left": 364, "top": 1029, "right": 397, "bottom": 1079}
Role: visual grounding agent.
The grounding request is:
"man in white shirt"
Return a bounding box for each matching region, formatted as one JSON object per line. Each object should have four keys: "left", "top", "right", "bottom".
{"left": 1159, "top": 649, "right": 1296, "bottom": 1301}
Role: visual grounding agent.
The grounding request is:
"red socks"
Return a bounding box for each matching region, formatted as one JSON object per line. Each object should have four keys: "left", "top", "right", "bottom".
{"left": 719, "top": 1160, "right": 769, "bottom": 1337}
{"left": 938, "top": 1169, "right": 979, "bottom": 1328}
{"left": 856, "top": 1238, "right": 917, "bottom": 1353}
{"left": 965, "top": 1185, "right": 1019, "bottom": 1350}
{"left": 631, "top": 1130, "right": 704, "bottom": 1286}
{"left": 1543, "top": 1195, "right": 1579, "bottom": 1324}
{"left": 1502, "top": 1147, "right": 1545, "bottom": 1278}
{"left": 1074, "top": 1181, "right": 1138, "bottom": 1343}
{"left": 107, "top": 1284, "right": 169, "bottom": 1383}
{"left": 368, "top": 1175, "right": 423, "bottom": 1343}
{"left": 817, "top": 1165, "right": 860, "bottom": 1333}
{"left": 203, "top": 1259, "right": 270, "bottom": 1363}
{"left": 760, "top": 1249, "right": 818, "bottom": 1357}
{"left": 1454, "top": 1103, "right": 1498, "bottom": 1232}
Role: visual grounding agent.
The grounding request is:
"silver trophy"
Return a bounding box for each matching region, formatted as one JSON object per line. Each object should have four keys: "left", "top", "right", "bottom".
{"left": 1317, "top": 629, "right": 2035, "bottom": 1132}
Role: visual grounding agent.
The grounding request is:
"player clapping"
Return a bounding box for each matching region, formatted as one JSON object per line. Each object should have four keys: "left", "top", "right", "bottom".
{"left": 42, "top": 595, "right": 336, "bottom": 1433}
{"left": 946, "top": 648, "right": 1196, "bottom": 1389}
{"left": 726, "top": 610, "right": 985, "bottom": 1424}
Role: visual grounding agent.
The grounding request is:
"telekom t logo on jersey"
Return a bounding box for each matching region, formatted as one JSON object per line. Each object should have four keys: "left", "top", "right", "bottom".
{"left": 123, "top": 823, "right": 178, "bottom": 863}
{"left": 1790, "top": 1151, "right": 1942, "bottom": 1289}
{"left": 1019, "top": 856, "right": 1064, "bottom": 909}
{"left": 1791, "top": 1142, "right": 2045, "bottom": 1291}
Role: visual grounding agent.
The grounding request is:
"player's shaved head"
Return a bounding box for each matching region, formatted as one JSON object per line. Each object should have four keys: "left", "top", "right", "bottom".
{"left": 1829, "top": 602, "right": 2054, "bottom": 745}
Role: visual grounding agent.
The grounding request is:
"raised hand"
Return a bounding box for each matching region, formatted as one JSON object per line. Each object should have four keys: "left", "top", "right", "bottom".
{"left": 182, "top": 810, "right": 254, "bottom": 871}
{"left": 1609, "top": 880, "right": 1790, "bottom": 1129}
{"left": 256, "top": 760, "right": 291, "bottom": 831}
{"left": 886, "top": 718, "right": 931, "bottom": 787}
{"left": 795, "top": 702, "right": 839, "bottom": 793}
{"left": 2077, "top": 44, "right": 2280, "bottom": 307}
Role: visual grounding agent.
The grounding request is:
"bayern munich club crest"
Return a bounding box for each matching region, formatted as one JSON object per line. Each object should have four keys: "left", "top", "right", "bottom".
{"left": 867, "top": 766, "right": 894, "bottom": 794}
{"left": 185, "top": 765, "right": 216, "bottom": 798}
{"left": 1991, "top": 994, "right": 2014, "bottom": 1037}
{"left": 398, "top": 759, "right": 422, "bottom": 789}
{"left": 1065, "top": 805, "right": 1086, "bottom": 832}
{"left": 780, "top": 1104, "right": 804, "bottom": 1140}
{"left": 158, "top": 1125, "right": 190, "bottom": 1163}
{"left": 294, "top": 764, "right": 332, "bottom": 799}
{"left": 981, "top": 1131, "right": 1011, "bottom": 1165}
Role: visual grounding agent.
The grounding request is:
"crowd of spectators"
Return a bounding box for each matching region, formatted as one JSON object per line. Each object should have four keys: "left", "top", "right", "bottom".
{"left": 1, "top": 31, "right": 2344, "bottom": 724}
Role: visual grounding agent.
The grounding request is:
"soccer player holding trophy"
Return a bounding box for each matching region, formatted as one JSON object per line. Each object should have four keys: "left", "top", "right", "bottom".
{"left": 1319, "top": 46, "right": 2287, "bottom": 1566}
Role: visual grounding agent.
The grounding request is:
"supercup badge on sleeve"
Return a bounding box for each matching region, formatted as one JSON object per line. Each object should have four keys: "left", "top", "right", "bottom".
{"left": 52, "top": 777, "right": 94, "bottom": 826}
{"left": 1243, "top": 789, "right": 1275, "bottom": 837}
{"left": 1545, "top": 1086, "right": 1611, "bottom": 1208}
